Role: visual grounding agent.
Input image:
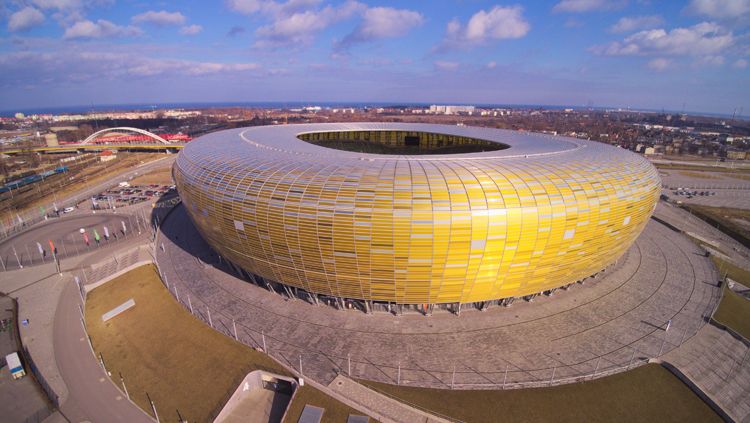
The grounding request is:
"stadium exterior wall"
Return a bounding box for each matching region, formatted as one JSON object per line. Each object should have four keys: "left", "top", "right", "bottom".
{"left": 173, "top": 123, "right": 661, "bottom": 305}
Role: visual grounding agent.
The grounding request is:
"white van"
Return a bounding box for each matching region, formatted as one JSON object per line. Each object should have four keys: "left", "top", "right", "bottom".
{"left": 6, "top": 352, "right": 25, "bottom": 379}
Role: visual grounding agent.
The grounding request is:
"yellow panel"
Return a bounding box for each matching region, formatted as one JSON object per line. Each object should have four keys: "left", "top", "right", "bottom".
{"left": 174, "top": 124, "right": 661, "bottom": 305}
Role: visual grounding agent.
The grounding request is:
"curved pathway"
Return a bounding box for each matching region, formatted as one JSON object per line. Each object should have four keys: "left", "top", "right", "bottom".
{"left": 157, "top": 204, "right": 720, "bottom": 389}
{"left": 0, "top": 213, "right": 145, "bottom": 270}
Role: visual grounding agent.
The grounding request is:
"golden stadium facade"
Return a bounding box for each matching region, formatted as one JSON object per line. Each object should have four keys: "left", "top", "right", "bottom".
{"left": 173, "top": 123, "right": 660, "bottom": 307}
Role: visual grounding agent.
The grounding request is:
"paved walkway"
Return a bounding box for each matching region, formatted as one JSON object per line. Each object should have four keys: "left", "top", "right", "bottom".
{"left": 157, "top": 204, "right": 720, "bottom": 389}
{"left": 654, "top": 202, "right": 750, "bottom": 265}
{"left": 327, "top": 375, "right": 450, "bottom": 423}
{"left": 52, "top": 277, "right": 152, "bottom": 423}
{"left": 3, "top": 193, "right": 746, "bottom": 422}
{"left": 12, "top": 264, "right": 69, "bottom": 406}
{"left": 0, "top": 213, "right": 145, "bottom": 271}
{"left": 664, "top": 324, "right": 750, "bottom": 422}
{"left": 0, "top": 295, "right": 52, "bottom": 423}
{"left": 1, "top": 231, "right": 155, "bottom": 423}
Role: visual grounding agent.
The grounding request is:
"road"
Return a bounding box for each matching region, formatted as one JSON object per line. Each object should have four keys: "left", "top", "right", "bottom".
{"left": 649, "top": 158, "right": 750, "bottom": 170}
{"left": 0, "top": 213, "right": 145, "bottom": 270}
{"left": 53, "top": 281, "right": 153, "bottom": 423}
{"left": 1, "top": 155, "right": 175, "bottom": 240}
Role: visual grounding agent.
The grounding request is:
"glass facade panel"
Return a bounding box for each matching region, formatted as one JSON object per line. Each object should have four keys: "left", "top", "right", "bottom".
{"left": 174, "top": 123, "right": 660, "bottom": 304}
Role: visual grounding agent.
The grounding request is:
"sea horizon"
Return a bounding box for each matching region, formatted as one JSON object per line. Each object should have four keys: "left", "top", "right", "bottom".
{"left": 1, "top": 101, "right": 745, "bottom": 121}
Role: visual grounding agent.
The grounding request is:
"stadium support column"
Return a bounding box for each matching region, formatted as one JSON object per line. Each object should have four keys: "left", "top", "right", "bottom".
{"left": 282, "top": 284, "right": 295, "bottom": 300}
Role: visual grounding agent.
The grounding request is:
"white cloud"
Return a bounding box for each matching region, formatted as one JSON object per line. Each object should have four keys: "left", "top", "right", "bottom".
{"left": 686, "top": 0, "right": 750, "bottom": 19}
{"left": 180, "top": 24, "right": 203, "bottom": 35}
{"left": 0, "top": 50, "right": 262, "bottom": 85}
{"left": 226, "top": 0, "right": 265, "bottom": 14}
{"left": 564, "top": 18, "right": 584, "bottom": 28}
{"left": 593, "top": 22, "right": 734, "bottom": 56}
{"left": 8, "top": 7, "right": 45, "bottom": 32}
{"left": 442, "top": 5, "right": 530, "bottom": 48}
{"left": 226, "top": 0, "right": 323, "bottom": 17}
{"left": 28, "top": 0, "right": 113, "bottom": 25}
{"left": 609, "top": 15, "right": 663, "bottom": 33}
{"left": 734, "top": 58, "right": 749, "bottom": 68}
{"left": 434, "top": 60, "right": 459, "bottom": 71}
{"left": 31, "top": 0, "right": 84, "bottom": 10}
{"left": 132, "top": 10, "right": 187, "bottom": 26}
{"left": 647, "top": 57, "right": 670, "bottom": 71}
{"left": 63, "top": 19, "right": 142, "bottom": 39}
{"left": 338, "top": 7, "right": 423, "bottom": 48}
{"left": 694, "top": 55, "right": 725, "bottom": 66}
{"left": 486, "top": 61, "right": 497, "bottom": 69}
{"left": 254, "top": 1, "right": 364, "bottom": 47}
{"left": 553, "top": 0, "right": 626, "bottom": 13}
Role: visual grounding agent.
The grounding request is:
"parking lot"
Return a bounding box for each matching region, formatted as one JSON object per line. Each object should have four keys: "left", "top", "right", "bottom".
{"left": 89, "top": 184, "right": 174, "bottom": 210}
{"left": 661, "top": 187, "right": 750, "bottom": 209}
{"left": 660, "top": 170, "right": 750, "bottom": 209}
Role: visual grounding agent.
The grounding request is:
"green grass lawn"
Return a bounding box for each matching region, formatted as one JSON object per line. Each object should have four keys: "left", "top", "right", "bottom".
{"left": 712, "top": 255, "right": 750, "bottom": 286}
{"left": 358, "top": 364, "right": 721, "bottom": 423}
{"left": 711, "top": 256, "right": 750, "bottom": 339}
{"left": 682, "top": 205, "right": 750, "bottom": 249}
{"left": 283, "top": 386, "right": 368, "bottom": 423}
{"left": 85, "top": 264, "right": 365, "bottom": 423}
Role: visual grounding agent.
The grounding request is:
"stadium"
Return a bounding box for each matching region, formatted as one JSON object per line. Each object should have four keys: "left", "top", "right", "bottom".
{"left": 173, "top": 123, "right": 660, "bottom": 312}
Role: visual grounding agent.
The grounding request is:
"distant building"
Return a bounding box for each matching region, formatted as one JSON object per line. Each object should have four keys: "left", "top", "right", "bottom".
{"left": 727, "top": 150, "right": 747, "bottom": 160}
{"left": 429, "top": 105, "right": 475, "bottom": 115}
{"left": 44, "top": 133, "right": 59, "bottom": 147}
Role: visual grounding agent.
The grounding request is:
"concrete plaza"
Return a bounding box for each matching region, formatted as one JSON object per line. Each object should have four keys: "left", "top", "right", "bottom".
{"left": 156, "top": 204, "right": 721, "bottom": 390}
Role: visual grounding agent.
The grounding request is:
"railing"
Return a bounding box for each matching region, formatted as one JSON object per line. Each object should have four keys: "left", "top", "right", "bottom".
{"left": 22, "top": 345, "right": 60, "bottom": 408}
{"left": 152, "top": 250, "right": 701, "bottom": 391}
{"left": 0, "top": 156, "right": 172, "bottom": 241}
{"left": 0, "top": 210, "right": 151, "bottom": 271}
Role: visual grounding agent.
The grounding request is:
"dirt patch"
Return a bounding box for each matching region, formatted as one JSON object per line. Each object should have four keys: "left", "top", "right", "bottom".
{"left": 130, "top": 167, "right": 174, "bottom": 186}
{"left": 85, "top": 264, "right": 289, "bottom": 422}
{"left": 678, "top": 171, "right": 721, "bottom": 179}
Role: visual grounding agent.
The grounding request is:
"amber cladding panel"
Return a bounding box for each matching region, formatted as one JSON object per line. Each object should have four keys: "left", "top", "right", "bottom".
{"left": 174, "top": 123, "right": 661, "bottom": 305}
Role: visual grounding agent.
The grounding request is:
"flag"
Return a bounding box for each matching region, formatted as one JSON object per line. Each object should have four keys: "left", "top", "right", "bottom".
{"left": 53, "top": 202, "right": 58, "bottom": 212}
{"left": 83, "top": 232, "right": 89, "bottom": 244}
{"left": 39, "top": 206, "right": 45, "bottom": 216}
{"left": 48, "top": 240, "right": 56, "bottom": 256}
{"left": 36, "top": 242, "right": 44, "bottom": 256}
{"left": 16, "top": 214, "right": 23, "bottom": 225}
{"left": 104, "top": 226, "right": 110, "bottom": 238}
{"left": 93, "top": 229, "right": 100, "bottom": 241}
{"left": 121, "top": 221, "right": 127, "bottom": 233}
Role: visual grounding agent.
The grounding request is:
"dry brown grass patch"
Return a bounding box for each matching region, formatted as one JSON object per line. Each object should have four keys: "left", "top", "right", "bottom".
{"left": 84, "top": 264, "right": 289, "bottom": 422}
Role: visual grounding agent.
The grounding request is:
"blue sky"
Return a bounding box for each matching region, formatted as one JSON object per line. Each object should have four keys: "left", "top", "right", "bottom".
{"left": 0, "top": 0, "right": 748, "bottom": 115}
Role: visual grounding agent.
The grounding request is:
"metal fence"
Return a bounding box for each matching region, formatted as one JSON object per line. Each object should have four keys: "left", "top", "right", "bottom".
{"left": 21, "top": 345, "right": 60, "bottom": 408}
{"left": 0, "top": 156, "right": 172, "bottom": 242}
{"left": 153, "top": 254, "right": 715, "bottom": 393}
{"left": 0, "top": 210, "right": 153, "bottom": 272}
